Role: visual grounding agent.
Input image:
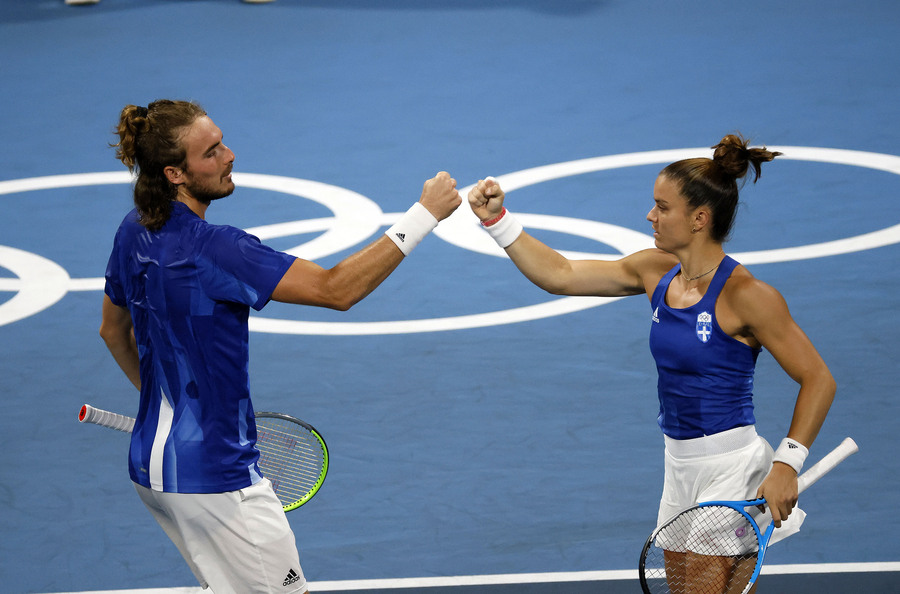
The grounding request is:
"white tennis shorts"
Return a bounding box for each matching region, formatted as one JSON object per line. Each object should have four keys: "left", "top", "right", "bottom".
{"left": 135, "top": 478, "right": 307, "bottom": 594}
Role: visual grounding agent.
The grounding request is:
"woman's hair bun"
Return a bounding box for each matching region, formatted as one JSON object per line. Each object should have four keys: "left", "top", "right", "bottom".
{"left": 712, "top": 133, "right": 781, "bottom": 183}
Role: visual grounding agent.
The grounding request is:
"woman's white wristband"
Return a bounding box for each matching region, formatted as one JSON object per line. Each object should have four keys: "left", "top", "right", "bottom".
{"left": 772, "top": 437, "right": 809, "bottom": 474}
{"left": 482, "top": 208, "right": 523, "bottom": 248}
{"left": 385, "top": 202, "right": 438, "bottom": 256}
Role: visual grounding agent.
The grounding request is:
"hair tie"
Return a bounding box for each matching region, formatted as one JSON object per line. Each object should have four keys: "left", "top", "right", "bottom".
{"left": 135, "top": 105, "right": 149, "bottom": 118}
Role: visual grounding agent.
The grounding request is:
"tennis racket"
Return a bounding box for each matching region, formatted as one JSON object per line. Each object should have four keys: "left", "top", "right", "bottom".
{"left": 78, "top": 404, "right": 329, "bottom": 512}
{"left": 639, "top": 436, "right": 858, "bottom": 594}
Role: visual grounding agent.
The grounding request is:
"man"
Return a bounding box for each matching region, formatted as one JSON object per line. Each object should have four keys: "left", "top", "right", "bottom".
{"left": 100, "top": 99, "right": 461, "bottom": 593}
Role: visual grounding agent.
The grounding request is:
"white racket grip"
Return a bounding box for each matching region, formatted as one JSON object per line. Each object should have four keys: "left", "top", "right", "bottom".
{"left": 79, "top": 404, "right": 135, "bottom": 433}
{"left": 797, "top": 437, "right": 858, "bottom": 494}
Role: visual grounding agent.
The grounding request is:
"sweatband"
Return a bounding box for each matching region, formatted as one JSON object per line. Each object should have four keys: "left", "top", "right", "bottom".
{"left": 482, "top": 208, "right": 523, "bottom": 248}
{"left": 385, "top": 202, "right": 438, "bottom": 256}
{"left": 772, "top": 437, "right": 809, "bottom": 474}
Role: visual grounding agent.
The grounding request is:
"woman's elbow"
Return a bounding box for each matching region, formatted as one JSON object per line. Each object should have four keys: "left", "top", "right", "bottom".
{"left": 808, "top": 366, "right": 837, "bottom": 407}
{"left": 544, "top": 281, "right": 570, "bottom": 296}
{"left": 823, "top": 372, "right": 837, "bottom": 401}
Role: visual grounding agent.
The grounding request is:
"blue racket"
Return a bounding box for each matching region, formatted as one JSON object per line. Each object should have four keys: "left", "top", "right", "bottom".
{"left": 639, "top": 437, "right": 858, "bottom": 594}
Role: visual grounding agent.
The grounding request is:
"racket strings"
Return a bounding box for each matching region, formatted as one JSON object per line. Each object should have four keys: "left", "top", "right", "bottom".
{"left": 642, "top": 505, "right": 759, "bottom": 594}
{"left": 255, "top": 419, "right": 327, "bottom": 506}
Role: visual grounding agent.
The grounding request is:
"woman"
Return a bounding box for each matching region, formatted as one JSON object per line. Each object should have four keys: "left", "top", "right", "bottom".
{"left": 469, "top": 134, "right": 836, "bottom": 591}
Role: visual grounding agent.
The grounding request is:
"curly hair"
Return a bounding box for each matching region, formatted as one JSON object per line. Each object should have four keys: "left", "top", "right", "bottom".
{"left": 112, "top": 100, "right": 207, "bottom": 231}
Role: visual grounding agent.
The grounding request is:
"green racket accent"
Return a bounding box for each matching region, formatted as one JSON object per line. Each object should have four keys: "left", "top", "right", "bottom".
{"left": 255, "top": 412, "right": 329, "bottom": 512}
{"left": 79, "top": 404, "right": 329, "bottom": 512}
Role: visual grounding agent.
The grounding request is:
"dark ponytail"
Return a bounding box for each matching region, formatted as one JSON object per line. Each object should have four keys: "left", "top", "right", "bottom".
{"left": 112, "top": 100, "right": 206, "bottom": 231}
{"left": 711, "top": 134, "right": 780, "bottom": 184}
{"left": 661, "top": 133, "right": 781, "bottom": 242}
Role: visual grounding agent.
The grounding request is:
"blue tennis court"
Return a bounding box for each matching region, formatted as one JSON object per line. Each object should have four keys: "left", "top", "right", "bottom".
{"left": 1, "top": 1, "right": 898, "bottom": 592}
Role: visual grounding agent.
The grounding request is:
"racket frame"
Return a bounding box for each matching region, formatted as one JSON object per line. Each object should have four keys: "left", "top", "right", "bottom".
{"left": 639, "top": 437, "right": 858, "bottom": 594}
{"left": 78, "top": 404, "right": 328, "bottom": 512}
{"left": 639, "top": 496, "right": 775, "bottom": 593}
{"left": 255, "top": 411, "right": 329, "bottom": 512}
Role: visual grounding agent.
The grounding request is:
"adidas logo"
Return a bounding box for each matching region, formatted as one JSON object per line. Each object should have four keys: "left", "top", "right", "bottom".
{"left": 788, "top": 442, "right": 798, "bottom": 449}
{"left": 395, "top": 232, "right": 406, "bottom": 243}
{"left": 283, "top": 568, "right": 302, "bottom": 586}
{"left": 651, "top": 307, "right": 659, "bottom": 323}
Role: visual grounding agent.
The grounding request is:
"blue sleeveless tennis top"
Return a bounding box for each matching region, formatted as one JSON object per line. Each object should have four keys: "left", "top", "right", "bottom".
{"left": 648, "top": 256, "right": 760, "bottom": 439}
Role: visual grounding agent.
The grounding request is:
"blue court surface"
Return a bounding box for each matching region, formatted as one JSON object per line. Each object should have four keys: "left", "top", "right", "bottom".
{"left": 1, "top": 1, "right": 899, "bottom": 593}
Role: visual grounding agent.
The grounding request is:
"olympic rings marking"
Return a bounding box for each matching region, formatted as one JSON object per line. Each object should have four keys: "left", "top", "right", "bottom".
{"left": 1, "top": 146, "right": 898, "bottom": 333}
{"left": 233, "top": 173, "right": 384, "bottom": 261}
{"left": 0, "top": 246, "right": 70, "bottom": 327}
{"left": 433, "top": 146, "right": 900, "bottom": 265}
{"left": 0, "top": 171, "right": 382, "bottom": 329}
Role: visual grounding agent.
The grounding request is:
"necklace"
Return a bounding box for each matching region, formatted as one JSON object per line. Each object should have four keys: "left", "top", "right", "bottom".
{"left": 681, "top": 263, "right": 720, "bottom": 282}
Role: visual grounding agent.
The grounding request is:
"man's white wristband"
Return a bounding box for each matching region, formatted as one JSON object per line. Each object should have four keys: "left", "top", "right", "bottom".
{"left": 482, "top": 207, "right": 523, "bottom": 249}
{"left": 385, "top": 202, "right": 438, "bottom": 256}
{"left": 772, "top": 437, "right": 809, "bottom": 474}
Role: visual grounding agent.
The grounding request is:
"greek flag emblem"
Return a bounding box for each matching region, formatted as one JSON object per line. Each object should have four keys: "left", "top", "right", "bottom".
{"left": 696, "top": 311, "right": 712, "bottom": 343}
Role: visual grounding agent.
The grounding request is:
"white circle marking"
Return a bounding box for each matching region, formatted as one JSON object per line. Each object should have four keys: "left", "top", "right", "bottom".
{"left": 1, "top": 147, "right": 898, "bottom": 332}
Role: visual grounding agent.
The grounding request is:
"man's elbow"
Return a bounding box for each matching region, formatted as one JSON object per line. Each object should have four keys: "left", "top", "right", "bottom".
{"left": 317, "top": 280, "right": 367, "bottom": 311}
{"left": 99, "top": 321, "right": 129, "bottom": 349}
{"left": 326, "top": 294, "right": 359, "bottom": 312}
{"left": 99, "top": 323, "right": 115, "bottom": 345}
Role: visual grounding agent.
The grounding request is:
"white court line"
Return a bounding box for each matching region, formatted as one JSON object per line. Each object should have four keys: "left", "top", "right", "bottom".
{"left": 52, "top": 563, "right": 900, "bottom": 593}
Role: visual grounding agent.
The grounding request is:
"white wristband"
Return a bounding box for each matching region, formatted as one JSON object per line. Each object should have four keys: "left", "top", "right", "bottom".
{"left": 385, "top": 202, "right": 438, "bottom": 256}
{"left": 772, "top": 437, "right": 809, "bottom": 474}
{"left": 482, "top": 208, "right": 523, "bottom": 249}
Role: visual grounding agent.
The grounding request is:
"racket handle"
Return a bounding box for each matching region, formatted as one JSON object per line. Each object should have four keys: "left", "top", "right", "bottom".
{"left": 79, "top": 404, "right": 135, "bottom": 434}
{"left": 797, "top": 437, "right": 858, "bottom": 494}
